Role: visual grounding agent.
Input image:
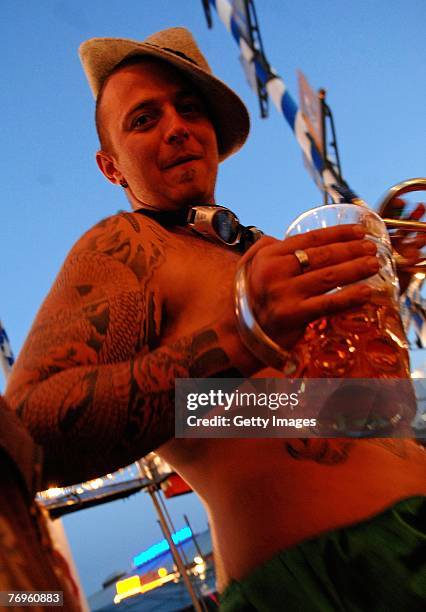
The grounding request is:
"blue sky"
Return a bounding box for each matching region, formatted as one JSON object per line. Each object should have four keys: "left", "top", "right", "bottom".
{"left": 2, "top": 0, "right": 425, "bottom": 598}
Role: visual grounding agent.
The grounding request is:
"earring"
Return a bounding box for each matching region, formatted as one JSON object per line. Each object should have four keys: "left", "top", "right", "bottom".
{"left": 120, "top": 179, "right": 129, "bottom": 188}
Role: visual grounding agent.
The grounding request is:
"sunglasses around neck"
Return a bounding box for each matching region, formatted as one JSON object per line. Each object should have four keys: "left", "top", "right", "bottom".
{"left": 135, "top": 204, "right": 264, "bottom": 252}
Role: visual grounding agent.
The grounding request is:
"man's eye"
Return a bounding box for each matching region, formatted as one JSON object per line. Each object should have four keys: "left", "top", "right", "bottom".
{"left": 132, "top": 113, "right": 155, "bottom": 129}
{"left": 179, "top": 100, "right": 203, "bottom": 115}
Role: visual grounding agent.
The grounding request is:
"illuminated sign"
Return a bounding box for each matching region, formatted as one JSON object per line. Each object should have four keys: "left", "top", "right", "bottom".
{"left": 114, "top": 572, "right": 177, "bottom": 604}
{"left": 133, "top": 526, "right": 192, "bottom": 567}
{"left": 116, "top": 575, "right": 140, "bottom": 595}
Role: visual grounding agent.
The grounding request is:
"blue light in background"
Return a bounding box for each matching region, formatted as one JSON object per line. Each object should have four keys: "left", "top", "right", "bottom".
{"left": 133, "top": 526, "right": 192, "bottom": 567}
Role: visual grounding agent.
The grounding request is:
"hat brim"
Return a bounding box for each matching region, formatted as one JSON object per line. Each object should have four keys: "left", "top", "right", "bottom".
{"left": 79, "top": 37, "right": 250, "bottom": 161}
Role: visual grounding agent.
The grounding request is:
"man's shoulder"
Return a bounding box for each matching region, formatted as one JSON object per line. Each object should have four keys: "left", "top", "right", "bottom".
{"left": 64, "top": 210, "right": 168, "bottom": 282}
{"left": 70, "top": 210, "right": 169, "bottom": 253}
{"left": 70, "top": 211, "right": 140, "bottom": 251}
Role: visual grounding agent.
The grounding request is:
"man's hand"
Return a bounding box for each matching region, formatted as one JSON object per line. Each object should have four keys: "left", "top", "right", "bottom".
{"left": 243, "top": 224, "right": 378, "bottom": 349}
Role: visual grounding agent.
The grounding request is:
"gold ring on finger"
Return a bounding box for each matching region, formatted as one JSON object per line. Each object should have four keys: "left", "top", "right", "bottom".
{"left": 293, "top": 249, "right": 310, "bottom": 273}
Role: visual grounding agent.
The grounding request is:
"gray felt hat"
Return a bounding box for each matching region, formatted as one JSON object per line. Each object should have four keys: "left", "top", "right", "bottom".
{"left": 79, "top": 27, "right": 250, "bottom": 160}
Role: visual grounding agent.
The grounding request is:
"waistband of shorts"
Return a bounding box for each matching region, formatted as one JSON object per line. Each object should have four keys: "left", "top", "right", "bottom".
{"left": 220, "top": 495, "right": 426, "bottom": 610}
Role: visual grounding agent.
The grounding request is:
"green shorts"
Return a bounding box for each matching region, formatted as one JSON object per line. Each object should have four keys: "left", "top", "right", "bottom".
{"left": 219, "top": 496, "right": 425, "bottom": 611}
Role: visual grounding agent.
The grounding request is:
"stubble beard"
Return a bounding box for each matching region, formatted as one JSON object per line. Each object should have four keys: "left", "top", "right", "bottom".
{"left": 175, "top": 168, "right": 215, "bottom": 205}
{"left": 177, "top": 168, "right": 196, "bottom": 183}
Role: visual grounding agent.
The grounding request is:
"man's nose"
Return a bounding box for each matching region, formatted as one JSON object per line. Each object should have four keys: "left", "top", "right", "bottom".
{"left": 164, "top": 111, "right": 190, "bottom": 145}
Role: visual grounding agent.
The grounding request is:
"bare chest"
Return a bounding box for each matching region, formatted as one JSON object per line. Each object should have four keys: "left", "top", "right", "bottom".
{"left": 146, "top": 226, "right": 241, "bottom": 344}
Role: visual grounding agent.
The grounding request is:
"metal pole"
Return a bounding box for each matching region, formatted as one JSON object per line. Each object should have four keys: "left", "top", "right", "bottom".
{"left": 158, "top": 487, "right": 177, "bottom": 533}
{"left": 156, "top": 490, "right": 208, "bottom": 611}
{"left": 145, "top": 484, "right": 203, "bottom": 612}
{"left": 157, "top": 491, "right": 196, "bottom": 579}
{"left": 318, "top": 89, "right": 328, "bottom": 206}
{"left": 184, "top": 513, "right": 204, "bottom": 560}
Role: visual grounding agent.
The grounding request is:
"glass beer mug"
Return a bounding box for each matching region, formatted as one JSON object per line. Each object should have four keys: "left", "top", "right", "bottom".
{"left": 286, "top": 204, "right": 414, "bottom": 435}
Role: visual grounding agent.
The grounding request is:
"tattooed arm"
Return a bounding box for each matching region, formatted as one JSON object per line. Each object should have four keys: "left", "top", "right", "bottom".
{"left": 6, "top": 329, "right": 230, "bottom": 486}
{"left": 5, "top": 214, "right": 244, "bottom": 486}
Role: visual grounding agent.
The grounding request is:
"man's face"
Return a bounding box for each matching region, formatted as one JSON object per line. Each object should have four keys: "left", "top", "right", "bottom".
{"left": 97, "top": 59, "right": 219, "bottom": 210}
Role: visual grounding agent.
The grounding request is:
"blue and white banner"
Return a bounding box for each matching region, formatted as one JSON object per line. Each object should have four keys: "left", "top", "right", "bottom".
{"left": 402, "top": 280, "right": 426, "bottom": 347}
{"left": 207, "top": 0, "right": 349, "bottom": 203}
{"left": 0, "top": 319, "right": 14, "bottom": 380}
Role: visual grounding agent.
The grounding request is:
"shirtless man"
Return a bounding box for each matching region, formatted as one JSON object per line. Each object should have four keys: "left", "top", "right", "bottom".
{"left": 6, "top": 28, "right": 425, "bottom": 610}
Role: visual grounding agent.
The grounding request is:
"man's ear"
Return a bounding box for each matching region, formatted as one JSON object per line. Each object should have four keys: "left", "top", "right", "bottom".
{"left": 96, "top": 150, "right": 123, "bottom": 185}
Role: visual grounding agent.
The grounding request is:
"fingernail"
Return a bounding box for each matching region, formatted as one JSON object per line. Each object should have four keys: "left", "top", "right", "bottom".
{"left": 367, "top": 256, "right": 380, "bottom": 270}
{"left": 353, "top": 225, "right": 366, "bottom": 237}
{"left": 362, "top": 240, "right": 376, "bottom": 254}
{"left": 360, "top": 286, "right": 372, "bottom": 297}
